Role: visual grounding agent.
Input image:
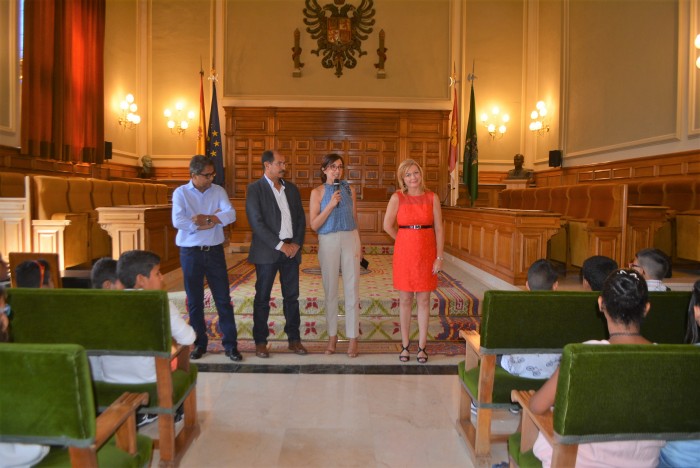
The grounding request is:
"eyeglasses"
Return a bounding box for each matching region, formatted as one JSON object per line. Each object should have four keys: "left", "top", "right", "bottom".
{"left": 271, "top": 161, "right": 287, "bottom": 167}
{"left": 198, "top": 172, "right": 216, "bottom": 179}
{"left": 328, "top": 164, "right": 344, "bottom": 171}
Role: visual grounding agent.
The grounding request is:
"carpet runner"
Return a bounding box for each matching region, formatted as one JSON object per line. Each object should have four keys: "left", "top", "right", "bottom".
{"left": 169, "top": 253, "right": 479, "bottom": 351}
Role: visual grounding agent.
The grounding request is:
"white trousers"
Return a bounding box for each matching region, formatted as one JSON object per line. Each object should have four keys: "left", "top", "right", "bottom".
{"left": 318, "top": 229, "right": 361, "bottom": 338}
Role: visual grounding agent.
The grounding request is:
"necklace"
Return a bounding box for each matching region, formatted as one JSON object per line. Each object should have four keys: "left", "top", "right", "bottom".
{"left": 608, "top": 332, "right": 641, "bottom": 337}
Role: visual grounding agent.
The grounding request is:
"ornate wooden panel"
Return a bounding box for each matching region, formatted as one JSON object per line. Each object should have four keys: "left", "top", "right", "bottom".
{"left": 224, "top": 107, "right": 450, "bottom": 201}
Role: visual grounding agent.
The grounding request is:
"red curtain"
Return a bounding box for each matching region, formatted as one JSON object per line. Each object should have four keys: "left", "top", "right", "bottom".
{"left": 21, "top": 0, "right": 105, "bottom": 163}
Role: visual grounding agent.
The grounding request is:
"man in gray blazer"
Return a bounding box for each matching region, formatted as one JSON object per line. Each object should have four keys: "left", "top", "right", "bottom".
{"left": 246, "top": 150, "right": 307, "bottom": 358}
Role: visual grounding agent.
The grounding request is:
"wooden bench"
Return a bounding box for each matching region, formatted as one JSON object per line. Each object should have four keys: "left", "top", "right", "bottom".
{"left": 457, "top": 289, "right": 691, "bottom": 466}
{"left": 498, "top": 184, "right": 627, "bottom": 268}
{"left": 509, "top": 344, "right": 700, "bottom": 468}
{"left": 0, "top": 342, "right": 153, "bottom": 467}
{"left": 627, "top": 178, "right": 700, "bottom": 263}
{"left": 7, "top": 288, "right": 199, "bottom": 467}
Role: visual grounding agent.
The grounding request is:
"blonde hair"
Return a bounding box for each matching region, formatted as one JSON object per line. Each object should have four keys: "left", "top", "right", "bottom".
{"left": 396, "top": 159, "right": 426, "bottom": 193}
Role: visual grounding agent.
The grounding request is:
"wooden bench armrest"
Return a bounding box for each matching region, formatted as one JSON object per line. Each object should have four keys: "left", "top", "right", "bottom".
{"left": 512, "top": 389, "right": 554, "bottom": 452}
{"left": 95, "top": 392, "right": 149, "bottom": 453}
{"left": 459, "top": 329, "right": 481, "bottom": 369}
{"left": 171, "top": 343, "right": 191, "bottom": 372}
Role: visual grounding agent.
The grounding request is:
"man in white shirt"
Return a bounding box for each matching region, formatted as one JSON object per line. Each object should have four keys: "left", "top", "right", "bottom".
{"left": 631, "top": 248, "right": 670, "bottom": 292}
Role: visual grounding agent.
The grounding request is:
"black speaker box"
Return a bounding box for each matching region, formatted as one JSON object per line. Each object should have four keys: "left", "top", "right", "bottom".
{"left": 549, "top": 149, "right": 562, "bottom": 167}
{"left": 104, "top": 141, "right": 112, "bottom": 160}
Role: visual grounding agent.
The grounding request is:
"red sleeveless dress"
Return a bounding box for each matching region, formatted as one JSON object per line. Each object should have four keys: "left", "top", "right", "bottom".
{"left": 393, "top": 191, "right": 437, "bottom": 292}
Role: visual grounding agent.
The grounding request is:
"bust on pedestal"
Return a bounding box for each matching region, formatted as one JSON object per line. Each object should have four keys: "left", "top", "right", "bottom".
{"left": 505, "top": 153, "right": 534, "bottom": 189}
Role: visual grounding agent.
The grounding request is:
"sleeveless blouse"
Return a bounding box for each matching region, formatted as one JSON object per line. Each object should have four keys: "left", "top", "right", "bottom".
{"left": 317, "top": 180, "right": 357, "bottom": 235}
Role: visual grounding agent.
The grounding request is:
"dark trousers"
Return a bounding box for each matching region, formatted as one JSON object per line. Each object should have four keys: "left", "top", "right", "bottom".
{"left": 180, "top": 244, "right": 238, "bottom": 352}
{"left": 252, "top": 252, "right": 301, "bottom": 344}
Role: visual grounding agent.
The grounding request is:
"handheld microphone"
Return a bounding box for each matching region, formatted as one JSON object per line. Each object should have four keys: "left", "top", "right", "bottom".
{"left": 333, "top": 179, "right": 340, "bottom": 192}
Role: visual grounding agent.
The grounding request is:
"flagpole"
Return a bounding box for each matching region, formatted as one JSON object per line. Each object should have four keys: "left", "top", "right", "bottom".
{"left": 463, "top": 61, "right": 479, "bottom": 207}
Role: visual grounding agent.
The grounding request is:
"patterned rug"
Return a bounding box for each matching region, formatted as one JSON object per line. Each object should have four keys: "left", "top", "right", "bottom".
{"left": 170, "top": 254, "right": 479, "bottom": 348}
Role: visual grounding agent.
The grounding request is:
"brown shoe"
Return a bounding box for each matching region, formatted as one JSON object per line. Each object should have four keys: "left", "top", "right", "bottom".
{"left": 255, "top": 343, "right": 269, "bottom": 358}
{"left": 288, "top": 340, "right": 308, "bottom": 355}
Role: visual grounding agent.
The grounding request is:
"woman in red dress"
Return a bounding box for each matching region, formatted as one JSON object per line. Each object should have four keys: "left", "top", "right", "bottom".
{"left": 383, "top": 159, "right": 444, "bottom": 363}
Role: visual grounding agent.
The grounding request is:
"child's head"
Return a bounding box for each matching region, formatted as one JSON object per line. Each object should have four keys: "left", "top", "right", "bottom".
{"left": 15, "top": 260, "right": 53, "bottom": 288}
{"left": 117, "top": 250, "right": 163, "bottom": 290}
{"left": 526, "top": 259, "right": 558, "bottom": 291}
{"left": 91, "top": 257, "right": 121, "bottom": 290}
{"left": 599, "top": 268, "right": 649, "bottom": 328}
{"left": 633, "top": 248, "right": 669, "bottom": 281}
{"left": 685, "top": 279, "right": 700, "bottom": 344}
{"left": 581, "top": 255, "right": 618, "bottom": 291}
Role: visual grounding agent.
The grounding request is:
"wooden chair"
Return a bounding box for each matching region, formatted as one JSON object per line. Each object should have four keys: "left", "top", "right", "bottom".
{"left": 0, "top": 342, "right": 152, "bottom": 467}
{"left": 458, "top": 290, "right": 691, "bottom": 466}
{"left": 7, "top": 288, "right": 200, "bottom": 467}
{"left": 8, "top": 252, "right": 62, "bottom": 288}
{"left": 509, "top": 344, "right": 700, "bottom": 468}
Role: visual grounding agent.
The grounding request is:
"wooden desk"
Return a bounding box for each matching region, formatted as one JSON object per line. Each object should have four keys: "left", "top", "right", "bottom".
{"left": 442, "top": 207, "right": 561, "bottom": 285}
{"left": 97, "top": 205, "right": 180, "bottom": 274}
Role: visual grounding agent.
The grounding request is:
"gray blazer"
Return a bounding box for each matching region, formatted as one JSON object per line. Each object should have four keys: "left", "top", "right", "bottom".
{"left": 245, "top": 177, "right": 306, "bottom": 265}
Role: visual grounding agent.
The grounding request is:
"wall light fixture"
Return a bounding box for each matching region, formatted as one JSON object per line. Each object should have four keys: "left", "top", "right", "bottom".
{"left": 164, "top": 102, "right": 195, "bottom": 135}
{"left": 118, "top": 93, "right": 140, "bottom": 130}
{"left": 529, "top": 101, "right": 550, "bottom": 136}
{"left": 480, "top": 106, "right": 509, "bottom": 140}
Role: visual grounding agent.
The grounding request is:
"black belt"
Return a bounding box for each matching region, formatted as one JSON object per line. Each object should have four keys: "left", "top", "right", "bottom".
{"left": 183, "top": 244, "right": 222, "bottom": 251}
{"left": 398, "top": 225, "right": 433, "bottom": 230}
{"left": 281, "top": 238, "right": 293, "bottom": 244}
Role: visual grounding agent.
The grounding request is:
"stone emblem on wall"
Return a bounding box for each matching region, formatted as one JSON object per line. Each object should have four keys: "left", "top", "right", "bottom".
{"left": 303, "top": 0, "right": 375, "bottom": 77}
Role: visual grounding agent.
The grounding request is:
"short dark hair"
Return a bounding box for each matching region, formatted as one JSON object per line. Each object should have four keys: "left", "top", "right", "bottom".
{"left": 261, "top": 150, "right": 275, "bottom": 170}
{"left": 581, "top": 256, "right": 619, "bottom": 291}
{"left": 117, "top": 250, "right": 160, "bottom": 289}
{"left": 600, "top": 269, "right": 649, "bottom": 328}
{"left": 320, "top": 153, "right": 343, "bottom": 183}
{"left": 635, "top": 248, "right": 669, "bottom": 280}
{"left": 91, "top": 257, "right": 118, "bottom": 289}
{"left": 15, "top": 260, "right": 51, "bottom": 288}
{"left": 527, "top": 259, "right": 558, "bottom": 291}
{"left": 189, "top": 155, "right": 214, "bottom": 176}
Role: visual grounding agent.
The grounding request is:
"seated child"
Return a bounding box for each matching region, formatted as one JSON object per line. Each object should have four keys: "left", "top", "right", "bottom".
{"left": 658, "top": 279, "right": 700, "bottom": 468}
{"left": 14, "top": 260, "right": 53, "bottom": 288}
{"left": 580, "top": 255, "right": 618, "bottom": 291}
{"left": 632, "top": 248, "right": 670, "bottom": 291}
{"left": 0, "top": 285, "right": 50, "bottom": 466}
{"left": 529, "top": 269, "right": 664, "bottom": 468}
{"left": 500, "top": 259, "right": 561, "bottom": 379}
{"left": 94, "top": 250, "right": 195, "bottom": 384}
{"left": 90, "top": 257, "right": 122, "bottom": 290}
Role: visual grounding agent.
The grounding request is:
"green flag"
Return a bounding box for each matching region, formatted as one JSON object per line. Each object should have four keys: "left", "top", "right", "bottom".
{"left": 463, "top": 82, "right": 479, "bottom": 207}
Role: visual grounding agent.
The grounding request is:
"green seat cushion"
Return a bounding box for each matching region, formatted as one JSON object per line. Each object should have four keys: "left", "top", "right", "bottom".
{"left": 507, "top": 432, "right": 542, "bottom": 468}
{"left": 458, "top": 360, "right": 547, "bottom": 406}
{"left": 37, "top": 434, "right": 153, "bottom": 468}
{"left": 94, "top": 366, "right": 198, "bottom": 414}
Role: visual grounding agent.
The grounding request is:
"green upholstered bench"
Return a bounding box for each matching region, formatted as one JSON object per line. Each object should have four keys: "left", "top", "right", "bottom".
{"left": 7, "top": 288, "right": 199, "bottom": 467}
{"left": 457, "top": 290, "right": 691, "bottom": 465}
{"left": 509, "top": 344, "right": 700, "bottom": 468}
{"left": 0, "top": 343, "right": 153, "bottom": 467}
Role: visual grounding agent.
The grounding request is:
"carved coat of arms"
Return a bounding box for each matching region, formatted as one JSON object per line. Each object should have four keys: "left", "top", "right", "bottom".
{"left": 303, "top": 0, "right": 375, "bottom": 77}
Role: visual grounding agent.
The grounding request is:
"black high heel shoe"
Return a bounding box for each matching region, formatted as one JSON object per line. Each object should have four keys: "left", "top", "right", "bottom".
{"left": 399, "top": 344, "right": 410, "bottom": 362}
{"left": 417, "top": 346, "right": 428, "bottom": 364}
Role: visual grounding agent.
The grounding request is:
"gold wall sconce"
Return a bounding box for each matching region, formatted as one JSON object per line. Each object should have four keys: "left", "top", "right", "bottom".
{"left": 480, "top": 106, "right": 509, "bottom": 140}
{"left": 164, "top": 102, "right": 195, "bottom": 135}
{"left": 529, "top": 101, "right": 550, "bottom": 136}
{"left": 118, "top": 93, "right": 140, "bottom": 129}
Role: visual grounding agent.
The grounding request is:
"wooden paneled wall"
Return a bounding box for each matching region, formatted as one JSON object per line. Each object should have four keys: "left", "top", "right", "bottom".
{"left": 534, "top": 150, "right": 700, "bottom": 187}
{"left": 223, "top": 107, "right": 451, "bottom": 201}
